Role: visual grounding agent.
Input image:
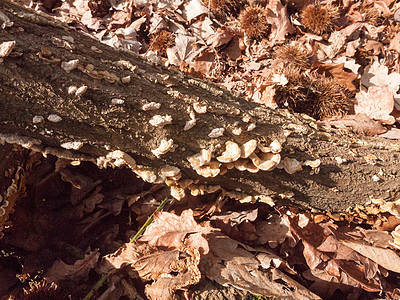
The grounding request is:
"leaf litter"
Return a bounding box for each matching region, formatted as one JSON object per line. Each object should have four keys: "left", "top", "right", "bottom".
{"left": 3, "top": 0, "right": 400, "bottom": 299}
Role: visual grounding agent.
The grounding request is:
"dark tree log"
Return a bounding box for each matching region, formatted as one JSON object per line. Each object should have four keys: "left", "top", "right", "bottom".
{"left": 1, "top": 0, "right": 399, "bottom": 218}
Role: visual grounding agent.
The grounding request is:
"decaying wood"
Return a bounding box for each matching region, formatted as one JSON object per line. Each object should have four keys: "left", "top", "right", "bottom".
{"left": 0, "top": 0, "right": 399, "bottom": 215}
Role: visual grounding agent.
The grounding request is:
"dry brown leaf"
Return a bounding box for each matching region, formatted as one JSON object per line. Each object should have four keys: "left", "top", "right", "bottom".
{"left": 255, "top": 213, "right": 296, "bottom": 248}
{"left": 266, "top": 0, "right": 295, "bottom": 44}
{"left": 361, "top": 60, "right": 400, "bottom": 109}
{"left": 211, "top": 208, "right": 258, "bottom": 225}
{"left": 190, "top": 50, "right": 215, "bottom": 74}
{"left": 45, "top": 249, "right": 99, "bottom": 283}
{"left": 379, "top": 128, "right": 400, "bottom": 139}
{"left": 207, "top": 27, "right": 234, "bottom": 48}
{"left": 191, "top": 17, "right": 215, "bottom": 40}
{"left": 139, "top": 209, "right": 214, "bottom": 254}
{"left": 166, "top": 34, "right": 203, "bottom": 66}
{"left": 342, "top": 240, "right": 400, "bottom": 273}
{"left": 203, "top": 233, "right": 320, "bottom": 299}
{"left": 317, "top": 114, "right": 387, "bottom": 136}
{"left": 354, "top": 85, "right": 395, "bottom": 124}
{"left": 181, "top": 0, "right": 209, "bottom": 21}
{"left": 145, "top": 247, "right": 201, "bottom": 300}
{"left": 316, "top": 63, "right": 358, "bottom": 91}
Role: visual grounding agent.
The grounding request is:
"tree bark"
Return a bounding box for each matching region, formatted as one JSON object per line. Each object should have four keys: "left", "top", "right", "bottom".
{"left": 1, "top": 0, "right": 399, "bottom": 214}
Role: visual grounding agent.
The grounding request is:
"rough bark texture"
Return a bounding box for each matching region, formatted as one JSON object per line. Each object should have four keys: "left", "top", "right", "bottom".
{"left": 1, "top": 0, "right": 399, "bottom": 213}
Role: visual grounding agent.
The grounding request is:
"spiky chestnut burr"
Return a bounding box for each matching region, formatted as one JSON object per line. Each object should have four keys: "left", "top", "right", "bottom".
{"left": 238, "top": 5, "right": 270, "bottom": 40}
{"left": 14, "top": 280, "right": 62, "bottom": 300}
{"left": 309, "top": 74, "right": 350, "bottom": 119}
{"left": 273, "top": 69, "right": 350, "bottom": 120}
{"left": 274, "top": 41, "right": 310, "bottom": 69}
{"left": 202, "top": 0, "right": 242, "bottom": 16}
{"left": 149, "top": 30, "right": 174, "bottom": 56}
{"left": 273, "top": 66, "right": 312, "bottom": 113}
{"left": 300, "top": 3, "right": 339, "bottom": 35}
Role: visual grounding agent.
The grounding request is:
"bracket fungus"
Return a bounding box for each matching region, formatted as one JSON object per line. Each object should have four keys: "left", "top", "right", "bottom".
{"left": 249, "top": 152, "right": 281, "bottom": 171}
{"left": 217, "top": 141, "right": 241, "bottom": 163}
{"left": 151, "top": 139, "right": 176, "bottom": 158}
{"left": 240, "top": 140, "right": 257, "bottom": 158}
{"left": 159, "top": 165, "right": 181, "bottom": 181}
{"left": 187, "top": 149, "right": 212, "bottom": 168}
{"left": 193, "top": 161, "right": 221, "bottom": 178}
{"left": 149, "top": 115, "right": 172, "bottom": 127}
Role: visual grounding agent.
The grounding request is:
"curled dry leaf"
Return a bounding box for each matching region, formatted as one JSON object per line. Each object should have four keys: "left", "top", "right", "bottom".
{"left": 45, "top": 250, "right": 99, "bottom": 283}
{"left": 139, "top": 209, "right": 214, "bottom": 254}
{"left": 203, "top": 233, "right": 319, "bottom": 299}
{"left": 355, "top": 85, "right": 395, "bottom": 124}
{"left": 361, "top": 60, "right": 400, "bottom": 110}
{"left": 342, "top": 240, "right": 400, "bottom": 273}
{"left": 102, "top": 244, "right": 201, "bottom": 300}
{"left": 316, "top": 62, "right": 358, "bottom": 91}
{"left": 317, "top": 114, "right": 387, "bottom": 136}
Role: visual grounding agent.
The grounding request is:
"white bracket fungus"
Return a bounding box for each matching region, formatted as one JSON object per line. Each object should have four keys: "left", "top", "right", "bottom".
{"left": 194, "top": 161, "right": 221, "bottom": 177}
{"left": 184, "top": 119, "right": 196, "bottom": 131}
{"left": 111, "top": 98, "right": 125, "bottom": 105}
{"left": 149, "top": 115, "right": 172, "bottom": 127}
{"left": 187, "top": 149, "right": 212, "bottom": 168}
{"left": 217, "top": 141, "right": 241, "bottom": 163}
{"left": 142, "top": 102, "right": 161, "bottom": 111}
{"left": 32, "top": 116, "right": 44, "bottom": 124}
{"left": 97, "top": 150, "right": 136, "bottom": 169}
{"left": 240, "top": 140, "right": 257, "bottom": 158}
{"left": 67, "top": 86, "right": 77, "bottom": 94}
{"left": 151, "top": 139, "right": 176, "bottom": 157}
{"left": 61, "top": 141, "right": 84, "bottom": 150}
{"left": 250, "top": 152, "right": 281, "bottom": 171}
{"left": 47, "top": 114, "right": 62, "bottom": 123}
{"left": 61, "top": 59, "right": 79, "bottom": 73}
{"left": 75, "top": 85, "right": 88, "bottom": 96}
{"left": 159, "top": 165, "right": 181, "bottom": 180}
{"left": 208, "top": 128, "right": 225, "bottom": 138}
{"left": 193, "top": 102, "right": 207, "bottom": 114}
{"left": 278, "top": 157, "right": 303, "bottom": 174}
{"left": 0, "top": 41, "right": 15, "bottom": 58}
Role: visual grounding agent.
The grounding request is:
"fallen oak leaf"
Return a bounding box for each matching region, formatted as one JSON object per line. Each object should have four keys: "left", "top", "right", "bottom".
{"left": 315, "top": 62, "right": 358, "bottom": 91}
{"left": 202, "top": 232, "right": 320, "bottom": 299}
{"left": 45, "top": 249, "right": 99, "bottom": 283}
{"left": 354, "top": 85, "right": 395, "bottom": 124}
{"left": 317, "top": 114, "right": 387, "bottom": 136}
{"left": 139, "top": 209, "right": 215, "bottom": 255}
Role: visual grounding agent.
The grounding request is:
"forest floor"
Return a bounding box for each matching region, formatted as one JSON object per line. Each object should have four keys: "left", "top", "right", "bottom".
{"left": 2, "top": 0, "right": 400, "bottom": 299}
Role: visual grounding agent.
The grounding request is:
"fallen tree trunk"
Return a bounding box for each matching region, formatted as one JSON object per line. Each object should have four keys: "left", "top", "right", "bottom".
{"left": 0, "top": 0, "right": 399, "bottom": 216}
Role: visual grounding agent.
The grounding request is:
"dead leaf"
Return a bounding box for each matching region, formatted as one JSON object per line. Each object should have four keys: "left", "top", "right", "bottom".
{"left": 145, "top": 247, "right": 201, "bottom": 300}
{"left": 211, "top": 208, "right": 258, "bottom": 225}
{"left": 166, "top": 34, "right": 203, "bottom": 66}
{"left": 317, "top": 114, "right": 387, "bottom": 136}
{"left": 181, "top": 0, "right": 208, "bottom": 21}
{"left": 379, "top": 128, "right": 400, "bottom": 139}
{"left": 139, "top": 209, "right": 214, "bottom": 254}
{"left": 191, "top": 17, "right": 215, "bottom": 40}
{"left": 342, "top": 240, "right": 400, "bottom": 273}
{"left": 354, "top": 85, "right": 395, "bottom": 124}
{"left": 203, "top": 233, "right": 320, "bottom": 299}
{"left": 266, "top": 0, "right": 295, "bottom": 44}
{"left": 207, "top": 27, "right": 233, "bottom": 48}
{"left": 361, "top": 60, "right": 400, "bottom": 109}
{"left": 45, "top": 249, "right": 99, "bottom": 283}
{"left": 255, "top": 213, "right": 296, "bottom": 248}
{"left": 316, "top": 63, "right": 358, "bottom": 91}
